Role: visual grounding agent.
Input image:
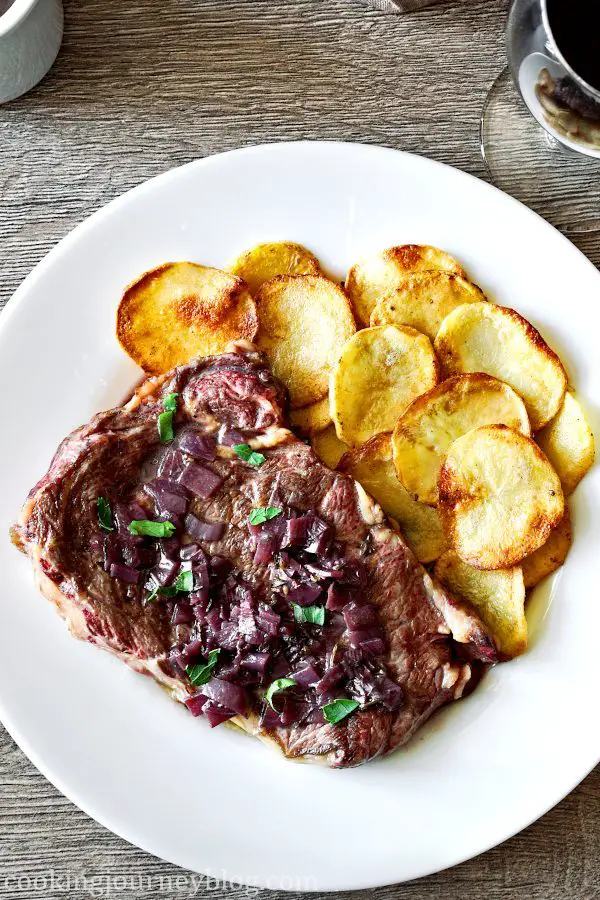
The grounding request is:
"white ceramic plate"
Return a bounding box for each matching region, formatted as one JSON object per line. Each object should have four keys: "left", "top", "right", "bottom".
{"left": 0, "top": 142, "right": 598, "bottom": 892}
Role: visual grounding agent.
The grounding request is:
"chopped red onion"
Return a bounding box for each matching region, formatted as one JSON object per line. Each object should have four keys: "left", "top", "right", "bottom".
{"left": 153, "top": 553, "right": 179, "bottom": 586}
{"left": 184, "top": 694, "right": 207, "bottom": 717}
{"left": 218, "top": 426, "right": 246, "bottom": 446}
{"left": 203, "top": 678, "right": 248, "bottom": 716}
{"left": 158, "top": 536, "right": 180, "bottom": 561}
{"left": 178, "top": 462, "right": 223, "bottom": 499}
{"left": 209, "top": 556, "right": 231, "bottom": 579}
{"left": 89, "top": 533, "right": 104, "bottom": 553}
{"left": 143, "top": 478, "right": 189, "bottom": 517}
{"left": 180, "top": 542, "right": 200, "bottom": 561}
{"left": 206, "top": 608, "right": 221, "bottom": 631}
{"left": 287, "top": 582, "right": 322, "bottom": 607}
{"left": 270, "top": 657, "right": 292, "bottom": 678}
{"left": 340, "top": 559, "right": 367, "bottom": 588}
{"left": 280, "top": 698, "right": 305, "bottom": 727}
{"left": 326, "top": 584, "right": 353, "bottom": 612}
{"left": 343, "top": 601, "right": 379, "bottom": 631}
{"left": 253, "top": 533, "right": 277, "bottom": 566}
{"left": 185, "top": 514, "right": 225, "bottom": 542}
{"left": 315, "top": 665, "right": 344, "bottom": 696}
{"left": 259, "top": 704, "right": 282, "bottom": 731}
{"left": 360, "top": 637, "right": 387, "bottom": 657}
{"left": 109, "top": 562, "right": 140, "bottom": 584}
{"left": 121, "top": 544, "right": 155, "bottom": 569}
{"left": 256, "top": 606, "right": 280, "bottom": 636}
{"left": 305, "top": 707, "right": 326, "bottom": 725}
{"left": 215, "top": 621, "right": 240, "bottom": 651}
{"left": 172, "top": 601, "right": 193, "bottom": 625}
{"left": 348, "top": 628, "right": 384, "bottom": 651}
{"left": 304, "top": 516, "right": 333, "bottom": 555}
{"left": 240, "top": 651, "right": 270, "bottom": 673}
{"left": 157, "top": 446, "right": 186, "bottom": 481}
{"left": 377, "top": 677, "right": 403, "bottom": 711}
{"left": 180, "top": 639, "right": 203, "bottom": 666}
{"left": 305, "top": 560, "right": 345, "bottom": 580}
{"left": 281, "top": 515, "right": 308, "bottom": 547}
{"left": 290, "top": 663, "right": 320, "bottom": 688}
{"left": 203, "top": 701, "right": 236, "bottom": 728}
{"left": 177, "top": 430, "right": 216, "bottom": 460}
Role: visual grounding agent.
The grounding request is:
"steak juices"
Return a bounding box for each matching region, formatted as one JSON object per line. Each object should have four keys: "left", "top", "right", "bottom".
{"left": 15, "top": 345, "right": 497, "bottom": 767}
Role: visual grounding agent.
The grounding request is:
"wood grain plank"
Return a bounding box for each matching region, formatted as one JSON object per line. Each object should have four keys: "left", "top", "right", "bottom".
{"left": 0, "top": 0, "right": 598, "bottom": 897}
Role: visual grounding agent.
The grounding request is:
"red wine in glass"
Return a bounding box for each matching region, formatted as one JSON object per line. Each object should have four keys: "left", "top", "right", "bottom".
{"left": 546, "top": 0, "right": 600, "bottom": 95}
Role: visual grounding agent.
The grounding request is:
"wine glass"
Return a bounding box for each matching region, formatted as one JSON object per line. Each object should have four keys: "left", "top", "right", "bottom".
{"left": 480, "top": 0, "right": 600, "bottom": 235}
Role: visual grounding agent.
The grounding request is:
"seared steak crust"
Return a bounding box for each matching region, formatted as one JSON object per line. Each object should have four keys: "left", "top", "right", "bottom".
{"left": 16, "top": 343, "right": 497, "bottom": 767}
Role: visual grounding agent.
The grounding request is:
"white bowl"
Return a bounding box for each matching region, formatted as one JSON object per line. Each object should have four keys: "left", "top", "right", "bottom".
{"left": 0, "top": 0, "right": 63, "bottom": 104}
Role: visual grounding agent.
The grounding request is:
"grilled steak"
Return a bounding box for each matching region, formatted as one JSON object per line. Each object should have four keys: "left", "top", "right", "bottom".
{"left": 15, "top": 342, "right": 497, "bottom": 767}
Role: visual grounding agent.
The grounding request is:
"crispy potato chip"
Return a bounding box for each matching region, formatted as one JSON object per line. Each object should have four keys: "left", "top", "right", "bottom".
{"left": 311, "top": 425, "right": 348, "bottom": 469}
{"left": 435, "top": 551, "right": 527, "bottom": 658}
{"left": 229, "top": 242, "right": 321, "bottom": 296}
{"left": 392, "top": 374, "right": 530, "bottom": 505}
{"left": 256, "top": 275, "right": 356, "bottom": 409}
{"left": 521, "top": 504, "right": 572, "bottom": 589}
{"left": 439, "top": 425, "right": 564, "bottom": 570}
{"left": 434, "top": 302, "right": 567, "bottom": 430}
{"left": 339, "top": 434, "right": 447, "bottom": 563}
{"left": 346, "top": 245, "right": 465, "bottom": 326}
{"left": 289, "top": 396, "right": 332, "bottom": 436}
{"left": 117, "top": 262, "right": 258, "bottom": 374}
{"left": 331, "top": 325, "right": 439, "bottom": 447}
{"left": 535, "top": 391, "right": 595, "bottom": 495}
{"left": 370, "top": 272, "right": 484, "bottom": 342}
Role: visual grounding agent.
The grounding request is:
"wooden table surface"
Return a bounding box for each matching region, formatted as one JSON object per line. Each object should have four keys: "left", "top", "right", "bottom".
{"left": 1, "top": 1, "right": 598, "bottom": 897}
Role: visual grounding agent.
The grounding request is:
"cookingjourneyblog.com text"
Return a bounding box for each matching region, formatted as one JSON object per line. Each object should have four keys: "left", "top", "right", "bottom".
{"left": 1, "top": 869, "right": 317, "bottom": 897}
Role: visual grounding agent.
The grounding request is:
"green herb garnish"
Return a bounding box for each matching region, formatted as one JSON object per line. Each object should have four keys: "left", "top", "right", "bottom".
{"left": 322, "top": 698, "right": 360, "bottom": 725}
{"left": 233, "top": 443, "right": 266, "bottom": 467}
{"left": 158, "top": 410, "right": 175, "bottom": 444}
{"left": 163, "top": 392, "right": 178, "bottom": 412}
{"left": 186, "top": 649, "right": 221, "bottom": 687}
{"left": 173, "top": 568, "right": 194, "bottom": 592}
{"left": 96, "top": 496, "right": 114, "bottom": 532}
{"left": 146, "top": 581, "right": 160, "bottom": 603}
{"left": 248, "top": 506, "right": 283, "bottom": 526}
{"left": 157, "top": 567, "right": 194, "bottom": 597}
{"left": 128, "top": 519, "right": 176, "bottom": 538}
{"left": 158, "top": 393, "right": 178, "bottom": 443}
{"left": 265, "top": 677, "right": 296, "bottom": 710}
{"left": 292, "top": 604, "right": 326, "bottom": 626}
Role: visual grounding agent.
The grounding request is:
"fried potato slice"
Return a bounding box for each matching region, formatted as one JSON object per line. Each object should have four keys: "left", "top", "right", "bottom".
{"left": 370, "top": 272, "right": 484, "bottom": 342}
{"left": 311, "top": 425, "right": 348, "bottom": 469}
{"left": 439, "top": 425, "right": 564, "bottom": 570}
{"left": 289, "top": 396, "right": 331, "bottom": 436}
{"left": 521, "top": 504, "right": 572, "bottom": 589}
{"left": 229, "top": 242, "right": 321, "bottom": 296}
{"left": 117, "top": 262, "right": 258, "bottom": 374}
{"left": 434, "top": 302, "right": 567, "bottom": 430}
{"left": 435, "top": 551, "right": 527, "bottom": 658}
{"left": 346, "top": 245, "right": 465, "bottom": 326}
{"left": 392, "top": 374, "right": 530, "bottom": 505}
{"left": 256, "top": 275, "right": 356, "bottom": 409}
{"left": 339, "top": 434, "right": 447, "bottom": 564}
{"left": 535, "top": 392, "right": 595, "bottom": 495}
{"left": 331, "top": 325, "right": 439, "bottom": 447}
